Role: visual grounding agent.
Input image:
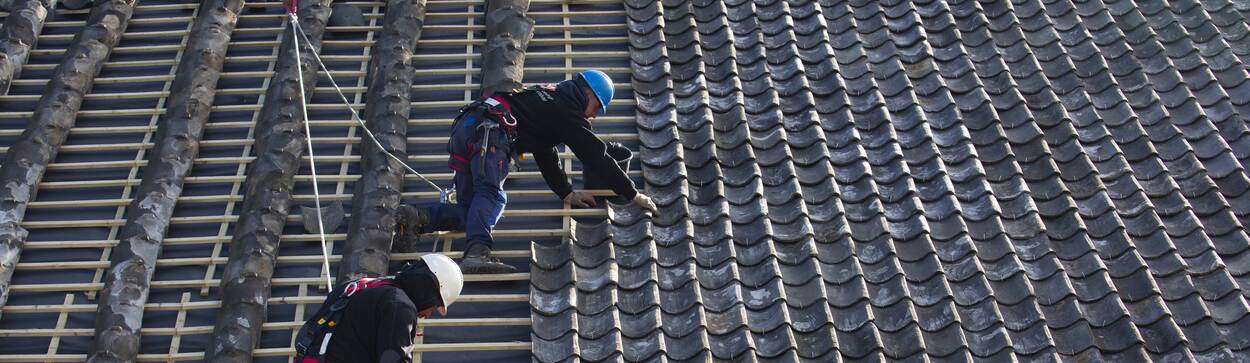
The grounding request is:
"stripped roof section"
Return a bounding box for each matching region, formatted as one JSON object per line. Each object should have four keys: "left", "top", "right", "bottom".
{"left": 531, "top": 0, "right": 1250, "bottom": 361}
{"left": 0, "top": 1, "right": 636, "bottom": 361}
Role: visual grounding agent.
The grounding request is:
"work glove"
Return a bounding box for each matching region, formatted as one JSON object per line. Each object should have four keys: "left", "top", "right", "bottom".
{"left": 564, "top": 191, "right": 597, "bottom": 208}
{"left": 633, "top": 193, "right": 658, "bottom": 214}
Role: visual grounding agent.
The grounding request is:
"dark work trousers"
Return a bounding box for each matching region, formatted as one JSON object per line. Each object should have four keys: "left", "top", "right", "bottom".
{"left": 419, "top": 113, "right": 513, "bottom": 252}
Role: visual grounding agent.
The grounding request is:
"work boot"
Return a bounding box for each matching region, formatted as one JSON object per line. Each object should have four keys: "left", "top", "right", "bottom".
{"left": 392, "top": 205, "right": 430, "bottom": 253}
{"left": 459, "top": 245, "right": 518, "bottom": 274}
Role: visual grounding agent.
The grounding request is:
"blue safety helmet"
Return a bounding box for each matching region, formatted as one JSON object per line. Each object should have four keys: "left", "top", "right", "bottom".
{"left": 578, "top": 70, "right": 614, "bottom": 114}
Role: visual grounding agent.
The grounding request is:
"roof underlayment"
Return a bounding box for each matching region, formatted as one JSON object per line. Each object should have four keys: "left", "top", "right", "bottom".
{"left": 0, "top": 0, "right": 1246, "bottom": 362}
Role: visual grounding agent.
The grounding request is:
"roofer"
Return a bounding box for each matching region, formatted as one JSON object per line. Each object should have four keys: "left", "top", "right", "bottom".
{"left": 294, "top": 254, "right": 464, "bottom": 363}
{"left": 395, "top": 70, "right": 658, "bottom": 274}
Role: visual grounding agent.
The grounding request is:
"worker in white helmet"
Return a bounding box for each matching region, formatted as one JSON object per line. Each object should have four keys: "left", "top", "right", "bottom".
{"left": 293, "top": 254, "right": 464, "bottom": 363}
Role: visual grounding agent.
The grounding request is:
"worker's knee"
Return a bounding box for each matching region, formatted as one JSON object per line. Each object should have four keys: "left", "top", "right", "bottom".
{"left": 474, "top": 186, "right": 507, "bottom": 205}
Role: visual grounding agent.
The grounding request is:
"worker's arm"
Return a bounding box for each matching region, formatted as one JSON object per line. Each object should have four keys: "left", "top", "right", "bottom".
{"left": 375, "top": 301, "right": 419, "bottom": 363}
{"left": 559, "top": 120, "right": 638, "bottom": 200}
{"left": 533, "top": 146, "right": 573, "bottom": 199}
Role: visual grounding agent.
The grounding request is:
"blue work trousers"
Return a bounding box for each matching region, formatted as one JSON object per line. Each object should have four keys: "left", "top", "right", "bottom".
{"left": 420, "top": 114, "right": 512, "bottom": 252}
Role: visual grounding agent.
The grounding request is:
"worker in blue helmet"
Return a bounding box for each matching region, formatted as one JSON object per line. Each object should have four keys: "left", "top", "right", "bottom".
{"left": 395, "top": 70, "right": 657, "bottom": 274}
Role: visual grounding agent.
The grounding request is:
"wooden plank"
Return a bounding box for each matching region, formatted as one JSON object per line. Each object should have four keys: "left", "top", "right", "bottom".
{"left": 167, "top": 293, "right": 192, "bottom": 357}
{"left": 0, "top": 317, "right": 528, "bottom": 338}
{"left": 20, "top": 208, "right": 601, "bottom": 232}
{"left": 14, "top": 249, "right": 542, "bottom": 271}
{"left": 0, "top": 342, "right": 531, "bottom": 361}
{"left": 4, "top": 66, "right": 632, "bottom": 86}
{"left": 1, "top": 293, "right": 528, "bottom": 314}
{"left": 0, "top": 115, "right": 635, "bottom": 136}
{"left": 7, "top": 273, "right": 532, "bottom": 292}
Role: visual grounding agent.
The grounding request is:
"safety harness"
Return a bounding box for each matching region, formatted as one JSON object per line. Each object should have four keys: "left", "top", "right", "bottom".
{"left": 294, "top": 278, "right": 399, "bottom": 363}
{"left": 447, "top": 94, "right": 522, "bottom": 172}
{"left": 450, "top": 94, "right": 517, "bottom": 172}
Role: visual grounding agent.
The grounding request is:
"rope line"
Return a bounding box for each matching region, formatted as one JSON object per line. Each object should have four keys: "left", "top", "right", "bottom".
{"left": 286, "top": 10, "right": 454, "bottom": 289}
{"left": 292, "top": 21, "right": 451, "bottom": 199}
{"left": 290, "top": 14, "right": 334, "bottom": 291}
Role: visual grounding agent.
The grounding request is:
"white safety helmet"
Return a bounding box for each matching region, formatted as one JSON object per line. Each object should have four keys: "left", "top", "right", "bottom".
{"left": 421, "top": 254, "right": 464, "bottom": 316}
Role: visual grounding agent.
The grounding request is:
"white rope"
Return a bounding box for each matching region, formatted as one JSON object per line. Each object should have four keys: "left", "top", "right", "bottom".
{"left": 290, "top": 14, "right": 334, "bottom": 291}
{"left": 286, "top": 12, "right": 453, "bottom": 287}
{"left": 291, "top": 19, "right": 451, "bottom": 201}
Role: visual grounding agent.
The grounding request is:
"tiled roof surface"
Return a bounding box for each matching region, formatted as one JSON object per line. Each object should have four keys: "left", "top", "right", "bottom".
{"left": 531, "top": 0, "right": 1250, "bottom": 361}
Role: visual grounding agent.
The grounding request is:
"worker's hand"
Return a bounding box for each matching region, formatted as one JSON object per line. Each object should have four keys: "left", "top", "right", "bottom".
{"left": 633, "top": 193, "right": 658, "bottom": 214}
{"left": 563, "top": 191, "right": 597, "bottom": 208}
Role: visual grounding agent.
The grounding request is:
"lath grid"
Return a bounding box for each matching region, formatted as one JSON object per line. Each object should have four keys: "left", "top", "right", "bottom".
{"left": 0, "top": 1, "right": 637, "bottom": 362}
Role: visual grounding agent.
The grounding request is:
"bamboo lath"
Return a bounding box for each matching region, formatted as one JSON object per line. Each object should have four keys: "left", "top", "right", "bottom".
{"left": 0, "top": 0, "right": 636, "bottom": 361}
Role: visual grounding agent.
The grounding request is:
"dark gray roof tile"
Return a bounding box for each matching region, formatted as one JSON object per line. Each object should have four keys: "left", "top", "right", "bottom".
{"left": 620, "top": 303, "right": 662, "bottom": 337}
{"left": 833, "top": 324, "right": 886, "bottom": 360}
{"left": 617, "top": 262, "right": 660, "bottom": 290}
{"left": 573, "top": 222, "right": 612, "bottom": 256}
{"left": 662, "top": 326, "right": 711, "bottom": 360}
{"left": 532, "top": 331, "right": 579, "bottom": 363}
{"left": 1092, "top": 317, "right": 1148, "bottom": 355}
{"left": 1030, "top": 268, "right": 1079, "bottom": 308}
{"left": 577, "top": 264, "right": 618, "bottom": 298}
{"left": 1048, "top": 321, "right": 1098, "bottom": 356}
{"left": 707, "top": 327, "right": 754, "bottom": 360}
{"left": 533, "top": 0, "right": 1250, "bottom": 360}
{"left": 653, "top": 219, "right": 694, "bottom": 246}
{"left": 533, "top": 309, "right": 578, "bottom": 341}
{"left": 579, "top": 307, "right": 621, "bottom": 341}
{"left": 793, "top": 324, "right": 837, "bottom": 360}
{"left": 781, "top": 268, "right": 826, "bottom": 307}
{"left": 533, "top": 283, "right": 576, "bottom": 316}
{"left": 745, "top": 301, "right": 790, "bottom": 337}
{"left": 533, "top": 241, "right": 573, "bottom": 271}
{"left": 701, "top": 277, "right": 743, "bottom": 312}
{"left": 532, "top": 258, "right": 576, "bottom": 293}
{"left": 751, "top": 328, "right": 800, "bottom": 359}
{"left": 735, "top": 252, "right": 780, "bottom": 285}
{"left": 610, "top": 227, "right": 652, "bottom": 254}
{"left": 621, "top": 328, "right": 665, "bottom": 362}
{"left": 577, "top": 332, "right": 623, "bottom": 363}
{"left": 921, "top": 322, "right": 970, "bottom": 358}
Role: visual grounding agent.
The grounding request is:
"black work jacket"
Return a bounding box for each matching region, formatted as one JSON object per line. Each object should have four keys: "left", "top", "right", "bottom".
{"left": 322, "top": 285, "right": 419, "bottom": 363}
{"left": 499, "top": 82, "right": 638, "bottom": 200}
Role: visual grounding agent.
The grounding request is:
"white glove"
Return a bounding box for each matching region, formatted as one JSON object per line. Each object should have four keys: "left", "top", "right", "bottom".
{"left": 633, "top": 193, "right": 657, "bottom": 213}
{"left": 563, "top": 191, "right": 597, "bottom": 208}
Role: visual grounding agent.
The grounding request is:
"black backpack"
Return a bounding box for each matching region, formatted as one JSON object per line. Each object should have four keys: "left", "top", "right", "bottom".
{"left": 293, "top": 278, "right": 398, "bottom": 363}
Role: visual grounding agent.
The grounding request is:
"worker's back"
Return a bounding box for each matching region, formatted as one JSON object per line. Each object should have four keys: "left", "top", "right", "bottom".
{"left": 501, "top": 81, "right": 590, "bottom": 155}
{"left": 321, "top": 285, "right": 419, "bottom": 363}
